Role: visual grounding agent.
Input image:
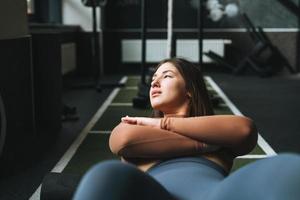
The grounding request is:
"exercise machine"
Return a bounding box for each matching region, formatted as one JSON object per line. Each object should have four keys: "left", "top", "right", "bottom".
{"left": 205, "top": 13, "right": 295, "bottom": 77}
{"left": 132, "top": 0, "right": 152, "bottom": 108}
{"left": 79, "top": 0, "right": 125, "bottom": 90}
{"left": 64, "top": 0, "right": 125, "bottom": 120}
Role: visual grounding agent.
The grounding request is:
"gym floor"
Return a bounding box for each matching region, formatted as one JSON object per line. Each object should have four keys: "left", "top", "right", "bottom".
{"left": 0, "top": 71, "right": 300, "bottom": 200}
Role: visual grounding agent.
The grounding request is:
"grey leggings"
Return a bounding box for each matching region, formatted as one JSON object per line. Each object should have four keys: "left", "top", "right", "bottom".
{"left": 73, "top": 154, "right": 300, "bottom": 200}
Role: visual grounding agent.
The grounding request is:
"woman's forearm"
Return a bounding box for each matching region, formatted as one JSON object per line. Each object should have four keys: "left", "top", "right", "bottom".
{"left": 160, "top": 115, "right": 258, "bottom": 156}
{"left": 109, "top": 123, "right": 218, "bottom": 158}
{"left": 109, "top": 115, "right": 257, "bottom": 158}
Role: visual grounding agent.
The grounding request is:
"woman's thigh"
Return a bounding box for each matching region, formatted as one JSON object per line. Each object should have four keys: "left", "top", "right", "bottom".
{"left": 206, "top": 153, "right": 300, "bottom": 200}
{"left": 73, "top": 160, "right": 175, "bottom": 200}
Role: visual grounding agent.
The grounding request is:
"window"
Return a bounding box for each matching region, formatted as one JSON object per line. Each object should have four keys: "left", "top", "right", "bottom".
{"left": 27, "top": 0, "right": 34, "bottom": 14}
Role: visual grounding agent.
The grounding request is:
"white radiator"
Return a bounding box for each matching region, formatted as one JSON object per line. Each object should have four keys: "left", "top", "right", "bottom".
{"left": 121, "top": 39, "right": 231, "bottom": 63}
{"left": 122, "top": 39, "right": 167, "bottom": 63}
{"left": 61, "top": 43, "right": 76, "bottom": 75}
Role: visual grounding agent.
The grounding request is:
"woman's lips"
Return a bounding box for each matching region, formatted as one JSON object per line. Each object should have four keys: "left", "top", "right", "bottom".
{"left": 151, "top": 90, "right": 161, "bottom": 97}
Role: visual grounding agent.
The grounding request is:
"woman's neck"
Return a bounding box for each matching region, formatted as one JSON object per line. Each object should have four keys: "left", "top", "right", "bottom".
{"left": 164, "top": 112, "right": 188, "bottom": 118}
{"left": 161, "top": 102, "right": 190, "bottom": 118}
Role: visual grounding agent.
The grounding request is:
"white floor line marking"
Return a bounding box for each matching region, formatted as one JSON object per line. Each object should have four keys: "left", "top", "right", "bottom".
{"left": 129, "top": 76, "right": 140, "bottom": 79}
{"left": 89, "top": 130, "right": 111, "bottom": 134}
{"left": 237, "top": 155, "right": 270, "bottom": 159}
{"left": 29, "top": 76, "right": 128, "bottom": 200}
{"left": 29, "top": 186, "right": 41, "bottom": 200}
{"left": 257, "top": 134, "right": 277, "bottom": 156}
{"left": 125, "top": 86, "right": 138, "bottom": 90}
{"left": 205, "top": 76, "right": 277, "bottom": 156}
{"left": 110, "top": 103, "right": 133, "bottom": 106}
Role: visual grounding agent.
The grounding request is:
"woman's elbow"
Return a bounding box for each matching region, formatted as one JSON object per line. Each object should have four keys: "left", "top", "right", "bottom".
{"left": 241, "top": 117, "right": 257, "bottom": 136}
{"left": 236, "top": 117, "right": 258, "bottom": 155}
{"left": 245, "top": 117, "right": 257, "bottom": 140}
{"left": 108, "top": 132, "right": 121, "bottom": 155}
{"left": 109, "top": 124, "right": 131, "bottom": 155}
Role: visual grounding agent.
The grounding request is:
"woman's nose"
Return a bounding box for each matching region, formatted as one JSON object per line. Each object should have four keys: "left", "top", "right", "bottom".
{"left": 151, "top": 78, "right": 160, "bottom": 87}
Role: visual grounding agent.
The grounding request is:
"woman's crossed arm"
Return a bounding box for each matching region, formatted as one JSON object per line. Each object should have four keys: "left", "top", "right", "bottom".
{"left": 109, "top": 115, "right": 257, "bottom": 158}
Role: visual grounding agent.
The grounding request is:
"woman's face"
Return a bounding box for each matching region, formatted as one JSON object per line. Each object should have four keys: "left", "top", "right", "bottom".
{"left": 150, "top": 62, "right": 191, "bottom": 115}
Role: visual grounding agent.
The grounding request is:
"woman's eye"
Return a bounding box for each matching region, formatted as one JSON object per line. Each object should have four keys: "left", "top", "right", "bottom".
{"left": 164, "top": 75, "right": 172, "bottom": 78}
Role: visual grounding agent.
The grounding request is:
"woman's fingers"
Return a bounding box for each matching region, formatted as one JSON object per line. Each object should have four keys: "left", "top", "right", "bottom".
{"left": 121, "top": 116, "right": 160, "bottom": 128}
{"left": 121, "top": 116, "right": 137, "bottom": 124}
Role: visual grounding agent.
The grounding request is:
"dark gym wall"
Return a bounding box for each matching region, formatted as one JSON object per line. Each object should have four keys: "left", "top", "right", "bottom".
{"left": 0, "top": 0, "right": 28, "bottom": 39}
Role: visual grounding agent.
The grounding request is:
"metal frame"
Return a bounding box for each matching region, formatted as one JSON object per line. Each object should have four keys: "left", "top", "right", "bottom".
{"left": 0, "top": 93, "right": 7, "bottom": 157}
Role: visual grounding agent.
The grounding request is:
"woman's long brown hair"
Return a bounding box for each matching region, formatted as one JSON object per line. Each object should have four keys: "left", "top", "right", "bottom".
{"left": 151, "top": 57, "right": 214, "bottom": 117}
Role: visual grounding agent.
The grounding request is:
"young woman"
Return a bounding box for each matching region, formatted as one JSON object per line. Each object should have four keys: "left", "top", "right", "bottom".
{"left": 73, "top": 58, "right": 300, "bottom": 200}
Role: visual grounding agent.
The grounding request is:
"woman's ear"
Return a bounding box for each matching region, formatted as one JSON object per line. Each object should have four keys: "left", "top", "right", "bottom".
{"left": 187, "top": 92, "right": 192, "bottom": 98}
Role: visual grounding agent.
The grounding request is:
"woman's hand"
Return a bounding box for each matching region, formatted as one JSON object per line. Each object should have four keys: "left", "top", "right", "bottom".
{"left": 121, "top": 116, "right": 161, "bottom": 128}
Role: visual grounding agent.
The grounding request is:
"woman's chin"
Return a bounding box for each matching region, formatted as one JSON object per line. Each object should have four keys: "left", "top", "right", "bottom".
{"left": 151, "top": 99, "right": 175, "bottom": 111}
{"left": 150, "top": 103, "right": 164, "bottom": 111}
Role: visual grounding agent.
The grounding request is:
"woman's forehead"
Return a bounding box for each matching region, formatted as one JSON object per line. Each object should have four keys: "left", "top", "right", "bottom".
{"left": 154, "top": 62, "right": 178, "bottom": 75}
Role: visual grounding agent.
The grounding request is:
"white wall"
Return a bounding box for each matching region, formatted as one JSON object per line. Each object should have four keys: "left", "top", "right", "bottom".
{"left": 0, "top": 0, "right": 28, "bottom": 39}
{"left": 62, "top": 0, "right": 100, "bottom": 31}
